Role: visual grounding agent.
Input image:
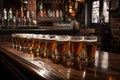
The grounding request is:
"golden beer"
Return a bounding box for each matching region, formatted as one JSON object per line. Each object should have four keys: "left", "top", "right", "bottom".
{"left": 22, "top": 34, "right": 29, "bottom": 53}
{"left": 54, "top": 35, "right": 70, "bottom": 65}
{"left": 17, "top": 34, "right": 28, "bottom": 51}
{"left": 39, "top": 34, "right": 48, "bottom": 58}
{"left": 33, "top": 34, "right": 42, "bottom": 57}
{"left": 70, "top": 36, "right": 84, "bottom": 70}
{"left": 27, "top": 34, "right": 34, "bottom": 55}
{"left": 84, "top": 36, "right": 97, "bottom": 67}
{"left": 15, "top": 34, "right": 20, "bottom": 50}
{"left": 47, "top": 35, "right": 57, "bottom": 60}
{"left": 11, "top": 34, "right": 17, "bottom": 49}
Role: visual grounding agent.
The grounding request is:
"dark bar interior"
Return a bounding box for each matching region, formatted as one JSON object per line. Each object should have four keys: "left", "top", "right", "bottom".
{"left": 0, "top": 0, "right": 120, "bottom": 80}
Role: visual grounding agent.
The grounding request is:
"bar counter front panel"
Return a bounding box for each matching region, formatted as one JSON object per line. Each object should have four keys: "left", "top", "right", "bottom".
{"left": 0, "top": 42, "right": 120, "bottom": 80}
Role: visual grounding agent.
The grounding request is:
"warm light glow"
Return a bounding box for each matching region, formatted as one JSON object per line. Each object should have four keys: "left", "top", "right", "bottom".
{"left": 77, "top": 0, "right": 84, "bottom": 3}
{"left": 95, "top": 51, "right": 99, "bottom": 67}
{"left": 69, "top": 8, "right": 72, "bottom": 13}
{"left": 101, "top": 52, "right": 108, "bottom": 69}
{"left": 71, "top": 11, "right": 76, "bottom": 17}
{"left": 82, "top": 70, "right": 86, "bottom": 79}
{"left": 37, "top": 68, "right": 49, "bottom": 77}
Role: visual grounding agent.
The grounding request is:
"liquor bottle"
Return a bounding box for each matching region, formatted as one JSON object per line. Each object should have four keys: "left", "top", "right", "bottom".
{"left": 39, "top": 9, "right": 44, "bottom": 18}
{"left": 74, "top": 1, "right": 78, "bottom": 10}
{"left": 3, "top": 8, "right": 8, "bottom": 27}
{"left": 20, "top": 7, "right": 24, "bottom": 18}
{"left": 8, "top": 8, "right": 13, "bottom": 26}
{"left": 30, "top": 11, "right": 34, "bottom": 25}
{"left": 26, "top": 10, "right": 31, "bottom": 25}
{"left": 13, "top": 16, "right": 16, "bottom": 28}
{"left": 20, "top": 7, "right": 24, "bottom": 25}
{"left": 43, "top": 9, "right": 47, "bottom": 18}
{"left": 56, "top": 9, "right": 59, "bottom": 18}
{"left": 59, "top": 10, "right": 63, "bottom": 18}
{"left": 15, "top": 10, "right": 20, "bottom": 26}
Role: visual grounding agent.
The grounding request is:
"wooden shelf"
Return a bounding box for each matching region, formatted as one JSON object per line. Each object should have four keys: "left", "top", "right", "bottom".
{"left": 0, "top": 27, "right": 79, "bottom": 35}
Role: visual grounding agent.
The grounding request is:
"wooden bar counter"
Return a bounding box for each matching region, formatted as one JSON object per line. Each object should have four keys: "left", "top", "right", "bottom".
{"left": 0, "top": 42, "right": 120, "bottom": 80}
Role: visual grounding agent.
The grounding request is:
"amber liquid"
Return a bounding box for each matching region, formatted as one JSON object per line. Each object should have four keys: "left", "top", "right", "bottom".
{"left": 70, "top": 41, "right": 84, "bottom": 69}
{"left": 22, "top": 38, "right": 28, "bottom": 53}
{"left": 47, "top": 40, "right": 56, "bottom": 52}
{"left": 70, "top": 41, "right": 83, "bottom": 56}
{"left": 46, "top": 40, "right": 56, "bottom": 60}
{"left": 57, "top": 41, "right": 70, "bottom": 54}
{"left": 15, "top": 36, "right": 20, "bottom": 50}
{"left": 85, "top": 42, "right": 97, "bottom": 59}
{"left": 12, "top": 36, "right": 16, "bottom": 48}
{"left": 85, "top": 41, "right": 97, "bottom": 66}
{"left": 18, "top": 37, "right": 23, "bottom": 50}
{"left": 27, "top": 38, "right": 34, "bottom": 54}
{"left": 34, "top": 39, "right": 40, "bottom": 57}
{"left": 40, "top": 39, "right": 47, "bottom": 58}
{"left": 53, "top": 41, "right": 70, "bottom": 63}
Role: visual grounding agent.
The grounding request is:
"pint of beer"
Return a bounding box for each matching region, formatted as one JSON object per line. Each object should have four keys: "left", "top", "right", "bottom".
{"left": 39, "top": 34, "right": 48, "bottom": 58}
{"left": 47, "top": 35, "right": 57, "bottom": 60}
{"left": 55, "top": 35, "right": 70, "bottom": 64}
{"left": 14, "top": 34, "right": 21, "bottom": 50}
{"left": 21, "top": 34, "right": 29, "bottom": 53}
{"left": 84, "top": 36, "right": 97, "bottom": 67}
{"left": 33, "top": 34, "right": 42, "bottom": 57}
{"left": 12, "top": 34, "right": 17, "bottom": 49}
{"left": 18, "top": 34, "right": 26, "bottom": 51}
{"left": 70, "top": 36, "right": 85, "bottom": 69}
{"left": 27, "top": 34, "right": 35, "bottom": 55}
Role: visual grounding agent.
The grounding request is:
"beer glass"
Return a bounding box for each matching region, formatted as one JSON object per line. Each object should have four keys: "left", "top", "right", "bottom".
{"left": 84, "top": 36, "right": 97, "bottom": 67}
{"left": 54, "top": 35, "right": 70, "bottom": 64}
{"left": 27, "top": 34, "right": 35, "bottom": 55}
{"left": 17, "top": 34, "right": 24, "bottom": 51}
{"left": 14, "top": 34, "right": 20, "bottom": 50}
{"left": 47, "top": 35, "right": 57, "bottom": 60}
{"left": 70, "top": 36, "right": 85, "bottom": 70}
{"left": 22, "top": 34, "right": 29, "bottom": 53}
{"left": 11, "top": 34, "right": 17, "bottom": 49}
{"left": 39, "top": 34, "right": 48, "bottom": 58}
{"left": 33, "top": 34, "right": 42, "bottom": 57}
{"left": 18, "top": 34, "right": 29, "bottom": 51}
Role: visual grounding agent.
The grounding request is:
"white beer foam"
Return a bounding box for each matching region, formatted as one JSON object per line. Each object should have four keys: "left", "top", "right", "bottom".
{"left": 85, "top": 39, "right": 97, "bottom": 42}
{"left": 56, "top": 35, "right": 71, "bottom": 41}
{"left": 70, "top": 36, "right": 84, "bottom": 42}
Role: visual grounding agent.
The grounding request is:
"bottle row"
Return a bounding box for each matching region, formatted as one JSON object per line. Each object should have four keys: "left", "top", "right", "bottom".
{"left": 0, "top": 7, "right": 79, "bottom": 30}
{"left": 0, "top": 8, "right": 37, "bottom": 28}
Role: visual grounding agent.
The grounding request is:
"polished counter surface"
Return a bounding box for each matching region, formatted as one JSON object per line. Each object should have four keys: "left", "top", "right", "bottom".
{"left": 0, "top": 42, "right": 120, "bottom": 80}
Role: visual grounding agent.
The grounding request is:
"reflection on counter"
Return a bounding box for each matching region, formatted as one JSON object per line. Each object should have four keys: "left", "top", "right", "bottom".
{"left": 0, "top": 41, "right": 120, "bottom": 80}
